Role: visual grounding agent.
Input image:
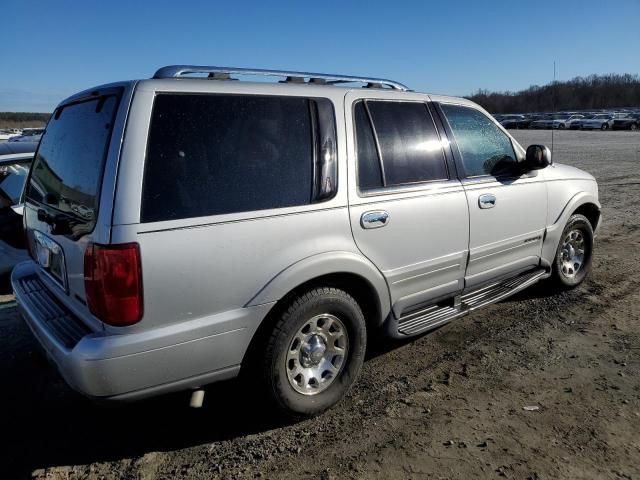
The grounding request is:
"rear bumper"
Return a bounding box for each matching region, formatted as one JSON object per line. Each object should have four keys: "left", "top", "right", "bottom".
{"left": 12, "top": 261, "right": 273, "bottom": 401}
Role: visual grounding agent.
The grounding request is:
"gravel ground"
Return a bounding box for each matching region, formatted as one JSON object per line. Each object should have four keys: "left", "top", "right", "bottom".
{"left": 1, "top": 130, "right": 639, "bottom": 479}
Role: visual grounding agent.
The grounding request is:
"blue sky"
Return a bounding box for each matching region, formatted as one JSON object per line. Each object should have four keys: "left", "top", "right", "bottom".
{"left": 2, "top": 0, "right": 639, "bottom": 112}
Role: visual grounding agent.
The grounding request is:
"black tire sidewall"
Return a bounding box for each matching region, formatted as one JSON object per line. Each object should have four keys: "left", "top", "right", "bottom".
{"left": 265, "top": 289, "right": 366, "bottom": 418}
{"left": 552, "top": 214, "right": 594, "bottom": 288}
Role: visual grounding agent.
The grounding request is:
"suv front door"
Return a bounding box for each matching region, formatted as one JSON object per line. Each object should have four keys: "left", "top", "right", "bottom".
{"left": 436, "top": 102, "right": 547, "bottom": 289}
{"left": 346, "top": 92, "right": 469, "bottom": 318}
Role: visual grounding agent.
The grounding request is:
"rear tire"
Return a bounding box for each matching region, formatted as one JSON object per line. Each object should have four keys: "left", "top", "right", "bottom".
{"left": 549, "top": 214, "right": 594, "bottom": 289}
{"left": 631, "top": 123, "right": 638, "bottom": 131}
{"left": 260, "top": 287, "right": 367, "bottom": 419}
{"left": 601, "top": 123, "right": 609, "bottom": 131}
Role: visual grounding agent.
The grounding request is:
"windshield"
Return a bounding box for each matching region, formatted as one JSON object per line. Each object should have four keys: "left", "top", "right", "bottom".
{"left": 26, "top": 93, "right": 120, "bottom": 229}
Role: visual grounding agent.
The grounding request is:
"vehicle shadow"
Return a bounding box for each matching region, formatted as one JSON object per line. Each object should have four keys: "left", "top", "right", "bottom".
{"left": 2, "top": 299, "right": 441, "bottom": 478}
{"left": 0, "top": 272, "right": 12, "bottom": 295}
{"left": 1, "top": 278, "right": 563, "bottom": 478}
{"left": 0, "top": 308, "right": 296, "bottom": 478}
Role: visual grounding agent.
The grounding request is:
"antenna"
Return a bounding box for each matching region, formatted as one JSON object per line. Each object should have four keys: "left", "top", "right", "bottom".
{"left": 551, "top": 61, "right": 557, "bottom": 157}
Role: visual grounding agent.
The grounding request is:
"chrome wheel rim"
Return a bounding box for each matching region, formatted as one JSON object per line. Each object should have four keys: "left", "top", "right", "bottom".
{"left": 560, "top": 229, "right": 586, "bottom": 279}
{"left": 286, "top": 314, "right": 349, "bottom": 395}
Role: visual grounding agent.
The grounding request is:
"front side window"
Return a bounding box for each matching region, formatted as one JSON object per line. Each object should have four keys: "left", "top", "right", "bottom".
{"left": 142, "top": 94, "right": 332, "bottom": 223}
{"left": 440, "top": 104, "right": 517, "bottom": 177}
{"left": 354, "top": 100, "right": 448, "bottom": 191}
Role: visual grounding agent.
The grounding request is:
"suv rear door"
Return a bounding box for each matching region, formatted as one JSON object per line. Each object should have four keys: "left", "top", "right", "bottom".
{"left": 345, "top": 91, "right": 469, "bottom": 318}
{"left": 22, "top": 85, "right": 131, "bottom": 329}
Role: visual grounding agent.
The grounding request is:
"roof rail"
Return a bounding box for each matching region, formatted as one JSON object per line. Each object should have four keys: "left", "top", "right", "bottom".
{"left": 152, "top": 65, "right": 410, "bottom": 91}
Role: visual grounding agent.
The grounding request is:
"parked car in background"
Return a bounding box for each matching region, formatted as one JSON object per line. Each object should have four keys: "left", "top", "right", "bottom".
{"left": 580, "top": 114, "right": 615, "bottom": 130}
{"left": 12, "top": 65, "right": 600, "bottom": 418}
{"left": 529, "top": 114, "right": 555, "bottom": 129}
{"left": 612, "top": 113, "right": 640, "bottom": 131}
{"left": 498, "top": 114, "right": 531, "bottom": 129}
{"left": 0, "top": 129, "right": 22, "bottom": 141}
{"left": 569, "top": 114, "right": 592, "bottom": 129}
{"left": 552, "top": 114, "right": 584, "bottom": 129}
{"left": 8, "top": 127, "right": 44, "bottom": 143}
{"left": 0, "top": 142, "right": 37, "bottom": 275}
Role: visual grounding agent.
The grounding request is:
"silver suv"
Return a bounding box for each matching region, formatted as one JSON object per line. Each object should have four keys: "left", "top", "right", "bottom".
{"left": 12, "top": 65, "right": 600, "bottom": 417}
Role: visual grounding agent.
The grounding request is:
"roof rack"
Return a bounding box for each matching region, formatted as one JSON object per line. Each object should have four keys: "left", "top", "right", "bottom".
{"left": 152, "top": 65, "right": 410, "bottom": 91}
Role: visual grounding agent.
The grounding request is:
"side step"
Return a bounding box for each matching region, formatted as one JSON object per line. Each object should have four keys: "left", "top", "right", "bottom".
{"left": 397, "top": 268, "right": 546, "bottom": 336}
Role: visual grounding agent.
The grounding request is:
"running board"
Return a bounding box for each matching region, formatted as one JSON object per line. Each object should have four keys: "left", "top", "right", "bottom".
{"left": 397, "top": 268, "right": 546, "bottom": 336}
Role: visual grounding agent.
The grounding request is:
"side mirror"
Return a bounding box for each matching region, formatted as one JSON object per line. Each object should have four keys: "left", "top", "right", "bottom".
{"left": 524, "top": 144, "right": 552, "bottom": 171}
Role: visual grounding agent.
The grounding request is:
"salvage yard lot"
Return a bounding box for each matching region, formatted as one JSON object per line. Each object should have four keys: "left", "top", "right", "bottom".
{"left": 1, "top": 130, "right": 639, "bottom": 479}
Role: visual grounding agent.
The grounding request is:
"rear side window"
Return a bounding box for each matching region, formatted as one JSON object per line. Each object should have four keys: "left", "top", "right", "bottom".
{"left": 142, "top": 94, "right": 334, "bottom": 223}
{"left": 354, "top": 100, "right": 448, "bottom": 191}
{"left": 440, "top": 104, "right": 516, "bottom": 177}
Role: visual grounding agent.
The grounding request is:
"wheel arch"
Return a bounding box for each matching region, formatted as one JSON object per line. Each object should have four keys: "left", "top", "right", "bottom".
{"left": 245, "top": 251, "right": 391, "bottom": 328}
{"left": 240, "top": 252, "right": 392, "bottom": 374}
{"left": 572, "top": 202, "right": 601, "bottom": 231}
{"left": 541, "top": 192, "right": 601, "bottom": 267}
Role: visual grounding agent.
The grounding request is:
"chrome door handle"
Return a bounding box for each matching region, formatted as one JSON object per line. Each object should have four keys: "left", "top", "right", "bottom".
{"left": 478, "top": 193, "right": 497, "bottom": 209}
{"left": 361, "top": 210, "right": 390, "bottom": 229}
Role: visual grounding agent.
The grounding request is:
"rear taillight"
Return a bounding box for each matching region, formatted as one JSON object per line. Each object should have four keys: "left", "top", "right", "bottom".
{"left": 84, "top": 243, "right": 143, "bottom": 326}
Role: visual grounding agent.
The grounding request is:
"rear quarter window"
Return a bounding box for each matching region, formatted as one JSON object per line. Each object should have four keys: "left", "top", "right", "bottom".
{"left": 142, "top": 94, "right": 319, "bottom": 222}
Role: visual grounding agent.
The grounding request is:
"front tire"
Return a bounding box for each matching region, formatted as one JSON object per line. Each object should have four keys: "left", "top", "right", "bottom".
{"left": 261, "top": 287, "right": 367, "bottom": 418}
{"left": 601, "top": 123, "right": 609, "bottom": 131}
{"left": 550, "top": 214, "right": 594, "bottom": 289}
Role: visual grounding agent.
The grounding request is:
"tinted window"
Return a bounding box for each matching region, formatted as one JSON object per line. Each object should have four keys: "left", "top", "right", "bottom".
{"left": 142, "top": 94, "right": 314, "bottom": 222}
{"left": 367, "top": 101, "right": 448, "bottom": 186}
{"left": 354, "top": 102, "right": 383, "bottom": 190}
{"left": 26, "top": 95, "right": 120, "bottom": 226}
{"left": 441, "top": 104, "right": 516, "bottom": 177}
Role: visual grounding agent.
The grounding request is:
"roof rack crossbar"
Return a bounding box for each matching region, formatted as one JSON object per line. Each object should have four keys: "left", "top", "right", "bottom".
{"left": 152, "top": 65, "right": 410, "bottom": 91}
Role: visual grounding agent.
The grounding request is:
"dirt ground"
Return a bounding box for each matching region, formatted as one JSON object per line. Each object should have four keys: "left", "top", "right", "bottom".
{"left": 1, "top": 130, "right": 639, "bottom": 479}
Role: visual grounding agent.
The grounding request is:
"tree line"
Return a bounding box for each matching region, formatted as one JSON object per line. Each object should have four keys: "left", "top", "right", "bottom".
{"left": 466, "top": 73, "right": 640, "bottom": 114}
{"left": 0, "top": 112, "right": 50, "bottom": 129}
